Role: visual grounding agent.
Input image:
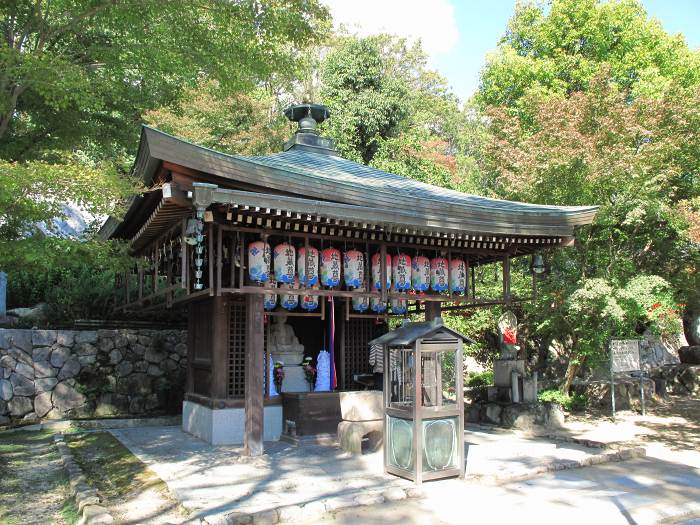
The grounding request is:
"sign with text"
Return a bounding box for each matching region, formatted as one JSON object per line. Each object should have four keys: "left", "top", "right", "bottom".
{"left": 610, "top": 339, "right": 641, "bottom": 373}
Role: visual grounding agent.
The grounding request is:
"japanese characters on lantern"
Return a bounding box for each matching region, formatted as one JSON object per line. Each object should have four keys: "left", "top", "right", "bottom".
{"left": 411, "top": 255, "right": 431, "bottom": 292}
{"left": 297, "top": 246, "right": 319, "bottom": 286}
{"left": 431, "top": 256, "right": 448, "bottom": 292}
{"left": 247, "top": 240, "right": 270, "bottom": 283}
{"left": 273, "top": 243, "right": 296, "bottom": 284}
{"left": 301, "top": 283, "right": 320, "bottom": 311}
{"left": 344, "top": 249, "right": 365, "bottom": 289}
{"left": 450, "top": 259, "right": 467, "bottom": 294}
{"left": 352, "top": 287, "right": 370, "bottom": 312}
{"left": 371, "top": 253, "right": 391, "bottom": 290}
{"left": 320, "top": 247, "right": 341, "bottom": 287}
{"left": 392, "top": 253, "right": 412, "bottom": 291}
{"left": 280, "top": 277, "right": 299, "bottom": 310}
{"left": 263, "top": 280, "right": 278, "bottom": 311}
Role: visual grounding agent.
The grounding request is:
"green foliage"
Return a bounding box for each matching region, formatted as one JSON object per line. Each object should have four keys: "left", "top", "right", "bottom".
{"left": 466, "top": 370, "right": 494, "bottom": 388}
{"left": 1, "top": 0, "right": 330, "bottom": 162}
{"left": 0, "top": 158, "right": 137, "bottom": 240}
{"left": 538, "top": 388, "right": 587, "bottom": 412}
{"left": 477, "top": 0, "right": 700, "bottom": 114}
{"left": 0, "top": 238, "right": 132, "bottom": 325}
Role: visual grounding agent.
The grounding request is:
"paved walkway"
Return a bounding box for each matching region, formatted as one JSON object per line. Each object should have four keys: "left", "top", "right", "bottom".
{"left": 110, "top": 425, "right": 618, "bottom": 523}
{"left": 320, "top": 454, "right": 700, "bottom": 525}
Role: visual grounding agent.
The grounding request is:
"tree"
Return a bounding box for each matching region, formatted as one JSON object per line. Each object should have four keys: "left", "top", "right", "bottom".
{"left": 144, "top": 81, "right": 291, "bottom": 156}
{"left": 477, "top": 0, "right": 700, "bottom": 115}
{"left": 0, "top": 0, "right": 330, "bottom": 162}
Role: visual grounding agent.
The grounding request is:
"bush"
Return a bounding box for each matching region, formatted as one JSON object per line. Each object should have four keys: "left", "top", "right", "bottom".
{"left": 0, "top": 237, "right": 131, "bottom": 326}
{"left": 466, "top": 370, "right": 494, "bottom": 388}
{"left": 538, "top": 388, "right": 587, "bottom": 412}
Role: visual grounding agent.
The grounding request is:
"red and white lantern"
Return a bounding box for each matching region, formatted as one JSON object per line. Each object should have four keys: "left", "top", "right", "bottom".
{"left": 344, "top": 249, "right": 365, "bottom": 289}
{"left": 450, "top": 259, "right": 467, "bottom": 293}
{"left": 371, "top": 253, "right": 391, "bottom": 290}
{"left": 320, "top": 247, "right": 341, "bottom": 287}
{"left": 273, "top": 243, "right": 295, "bottom": 284}
{"left": 431, "top": 256, "right": 449, "bottom": 292}
{"left": 301, "top": 283, "right": 320, "bottom": 311}
{"left": 391, "top": 298, "right": 407, "bottom": 314}
{"left": 247, "top": 241, "right": 270, "bottom": 283}
{"left": 411, "top": 255, "right": 431, "bottom": 292}
{"left": 392, "top": 253, "right": 412, "bottom": 291}
{"left": 281, "top": 277, "right": 299, "bottom": 310}
{"left": 352, "top": 287, "right": 370, "bottom": 312}
{"left": 371, "top": 297, "right": 387, "bottom": 313}
{"left": 297, "top": 246, "right": 319, "bottom": 286}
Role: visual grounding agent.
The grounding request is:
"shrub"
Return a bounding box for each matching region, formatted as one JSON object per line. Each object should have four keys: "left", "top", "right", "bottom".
{"left": 538, "top": 388, "right": 587, "bottom": 412}
{"left": 466, "top": 370, "right": 494, "bottom": 388}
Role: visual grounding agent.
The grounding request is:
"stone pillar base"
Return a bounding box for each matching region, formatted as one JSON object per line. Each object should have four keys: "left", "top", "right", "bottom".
{"left": 182, "top": 400, "right": 282, "bottom": 445}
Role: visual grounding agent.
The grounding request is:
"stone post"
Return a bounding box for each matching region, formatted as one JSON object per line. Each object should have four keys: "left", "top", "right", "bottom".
{"left": 0, "top": 271, "right": 6, "bottom": 318}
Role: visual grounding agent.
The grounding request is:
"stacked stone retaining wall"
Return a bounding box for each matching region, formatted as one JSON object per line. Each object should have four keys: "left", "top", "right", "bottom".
{"left": 0, "top": 328, "right": 187, "bottom": 425}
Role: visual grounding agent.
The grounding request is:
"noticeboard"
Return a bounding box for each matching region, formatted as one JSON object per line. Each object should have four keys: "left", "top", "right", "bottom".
{"left": 610, "top": 339, "right": 641, "bottom": 373}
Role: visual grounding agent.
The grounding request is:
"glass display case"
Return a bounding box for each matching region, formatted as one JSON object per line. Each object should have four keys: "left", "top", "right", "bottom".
{"left": 371, "top": 317, "right": 469, "bottom": 483}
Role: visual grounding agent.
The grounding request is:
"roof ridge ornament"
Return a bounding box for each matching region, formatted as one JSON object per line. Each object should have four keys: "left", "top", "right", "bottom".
{"left": 282, "top": 103, "right": 337, "bottom": 156}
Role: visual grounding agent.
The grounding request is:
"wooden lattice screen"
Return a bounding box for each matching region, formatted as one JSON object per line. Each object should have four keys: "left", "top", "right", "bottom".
{"left": 228, "top": 299, "right": 246, "bottom": 398}
{"left": 341, "top": 318, "right": 387, "bottom": 389}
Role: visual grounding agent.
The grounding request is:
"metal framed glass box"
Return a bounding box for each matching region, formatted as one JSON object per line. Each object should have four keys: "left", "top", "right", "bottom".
{"left": 371, "top": 317, "right": 470, "bottom": 483}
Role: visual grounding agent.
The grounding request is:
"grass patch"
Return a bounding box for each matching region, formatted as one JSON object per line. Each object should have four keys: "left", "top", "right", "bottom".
{"left": 0, "top": 429, "right": 75, "bottom": 524}
{"left": 65, "top": 432, "right": 164, "bottom": 501}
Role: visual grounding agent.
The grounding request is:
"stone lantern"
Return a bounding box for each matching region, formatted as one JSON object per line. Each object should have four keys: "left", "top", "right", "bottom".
{"left": 370, "top": 317, "right": 471, "bottom": 483}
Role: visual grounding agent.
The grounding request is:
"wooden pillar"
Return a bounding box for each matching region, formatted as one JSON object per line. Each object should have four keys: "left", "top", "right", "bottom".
{"left": 210, "top": 296, "right": 229, "bottom": 400}
{"left": 503, "top": 255, "right": 512, "bottom": 306}
{"left": 425, "top": 302, "right": 441, "bottom": 321}
{"left": 244, "top": 293, "right": 265, "bottom": 456}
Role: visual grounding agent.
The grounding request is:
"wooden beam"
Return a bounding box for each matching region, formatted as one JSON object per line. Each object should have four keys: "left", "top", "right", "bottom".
{"left": 210, "top": 296, "right": 229, "bottom": 399}
{"left": 244, "top": 293, "right": 265, "bottom": 456}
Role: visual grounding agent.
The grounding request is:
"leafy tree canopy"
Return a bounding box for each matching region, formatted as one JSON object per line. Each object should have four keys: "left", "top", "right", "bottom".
{"left": 1, "top": 0, "right": 330, "bottom": 162}
{"left": 477, "top": 0, "right": 700, "bottom": 114}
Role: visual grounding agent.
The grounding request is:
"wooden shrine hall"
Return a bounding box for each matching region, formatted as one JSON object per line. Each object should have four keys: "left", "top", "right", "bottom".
{"left": 100, "top": 103, "right": 597, "bottom": 455}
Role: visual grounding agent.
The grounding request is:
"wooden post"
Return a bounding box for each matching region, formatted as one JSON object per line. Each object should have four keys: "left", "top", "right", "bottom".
{"left": 245, "top": 293, "right": 265, "bottom": 456}
{"left": 503, "top": 255, "right": 511, "bottom": 306}
{"left": 425, "top": 302, "right": 441, "bottom": 321}
{"left": 210, "top": 296, "right": 229, "bottom": 400}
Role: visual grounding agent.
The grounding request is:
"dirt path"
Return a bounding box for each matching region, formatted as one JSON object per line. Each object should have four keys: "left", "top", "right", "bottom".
{"left": 0, "top": 429, "right": 75, "bottom": 525}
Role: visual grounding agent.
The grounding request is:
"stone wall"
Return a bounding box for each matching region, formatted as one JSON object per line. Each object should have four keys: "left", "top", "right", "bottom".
{"left": 0, "top": 328, "right": 187, "bottom": 425}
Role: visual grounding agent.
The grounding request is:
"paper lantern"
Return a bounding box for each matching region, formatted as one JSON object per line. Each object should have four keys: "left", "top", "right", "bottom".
{"left": 247, "top": 241, "right": 270, "bottom": 283}
{"left": 371, "top": 253, "right": 392, "bottom": 290}
{"left": 391, "top": 298, "right": 407, "bottom": 314}
{"left": 301, "top": 283, "right": 320, "bottom": 311}
{"left": 297, "top": 246, "right": 319, "bottom": 286}
{"left": 411, "top": 255, "right": 431, "bottom": 292}
{"left": 344, "top": 249, "right": 365, "bottom": 288}
{"left": 273, "top": 243, "right": 296, "bottom": 284}
{"left": 281, "top": 277, "right": 299, "bottom": 310}
{"left": 392, "top": 253, "right": 412, "bottom": 291}
{"left": 371, "top": 297, "right": 387, "bottom": 313}
{"left": 431, "top": 257, "right": 448, "bottom": 292}
{"left": 320, "top": 247, "right": 341, "bottom": 287}
{"left": 450, "top": 259, "right": 467, "bottom": 293}
{"left": 352, "top": 287, "right": 370, "bottom": 312}
{"left": 264, "top": 278, "right": 278, "bottom": 311}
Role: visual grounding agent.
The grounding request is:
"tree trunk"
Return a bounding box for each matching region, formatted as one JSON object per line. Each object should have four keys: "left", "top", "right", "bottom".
{"left": 560, "top": 359, "right": 579, "bottom": 394}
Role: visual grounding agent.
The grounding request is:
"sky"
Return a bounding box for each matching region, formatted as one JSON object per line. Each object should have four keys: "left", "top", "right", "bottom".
{"left": 322, "top": 0, "right": 700, "bottom": 103}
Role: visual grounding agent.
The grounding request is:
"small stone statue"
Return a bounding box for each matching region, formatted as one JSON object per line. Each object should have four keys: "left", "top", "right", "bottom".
{"left": 269, "top": 314, "right": 304, "bottom": 364}
{"left": 498, "top": 311, "right": 519, "bottom": 360}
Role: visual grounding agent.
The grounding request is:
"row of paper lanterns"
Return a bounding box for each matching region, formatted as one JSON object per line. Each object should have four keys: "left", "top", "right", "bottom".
{"left": 248, "top": 241, "right": 468, "bottom": 294}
